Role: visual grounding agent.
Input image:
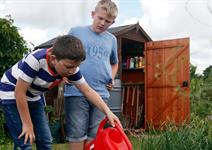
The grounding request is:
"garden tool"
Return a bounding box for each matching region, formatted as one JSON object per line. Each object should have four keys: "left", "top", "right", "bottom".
{"left": 85, "top": 118, "right": 133, "bottom": 150}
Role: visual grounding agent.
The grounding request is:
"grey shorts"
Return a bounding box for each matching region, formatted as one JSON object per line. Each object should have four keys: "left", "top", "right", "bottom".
{"left": 64, "top": 96, "right": 108, "bottom": 142}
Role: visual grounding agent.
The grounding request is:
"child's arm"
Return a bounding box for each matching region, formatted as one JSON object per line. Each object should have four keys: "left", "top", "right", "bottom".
{"left": 74, "top": 81, "right": 121, "bottom": 127}
{"left": 15, "top": 78, "right": 35, "bottom": 144}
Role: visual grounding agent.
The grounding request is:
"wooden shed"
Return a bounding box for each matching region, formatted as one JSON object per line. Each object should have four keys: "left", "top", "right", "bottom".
{"left": 35, "top": 23, "right": 190, "bottom": 130}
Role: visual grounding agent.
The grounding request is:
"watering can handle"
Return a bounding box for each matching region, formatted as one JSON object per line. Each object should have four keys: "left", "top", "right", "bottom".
{"left": 97, "top": 118, "right": 123, "bottom": 133}
{"left": 97, "top": 118, "right": 133, "bottom": 150}
{"left": 97, "top": 118, "right": 109, "bottom": 134}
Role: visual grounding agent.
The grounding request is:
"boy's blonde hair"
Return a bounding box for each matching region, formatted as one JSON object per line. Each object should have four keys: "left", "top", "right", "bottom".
{"left": 95, "top": 0, "right": 118, "bottom": 18}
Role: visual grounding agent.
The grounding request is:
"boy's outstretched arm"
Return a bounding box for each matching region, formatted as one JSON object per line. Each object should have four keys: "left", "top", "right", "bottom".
{"left": 15, "top": 78, "right": 35, "bottom": 144}
{"left": 74, "top": 81, "right": 121, "bottom": 127}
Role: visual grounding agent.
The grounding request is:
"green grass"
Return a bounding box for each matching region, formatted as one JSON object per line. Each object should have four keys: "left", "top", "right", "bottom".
{"left": 0, "top": 143, "right": 68, "bottom": 150}
{"left": 1, "top": 115, "right": 211, "bottom": 150}
{"left": 129, "top": 114, "right": 212, "bottom": 150}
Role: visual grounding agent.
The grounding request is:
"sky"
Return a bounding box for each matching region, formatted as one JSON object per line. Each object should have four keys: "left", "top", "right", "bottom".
{"left": 0, "top": 0, "right": 212, "bottom": 74}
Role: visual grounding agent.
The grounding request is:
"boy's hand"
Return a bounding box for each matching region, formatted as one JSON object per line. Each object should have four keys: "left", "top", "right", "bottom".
{"left": 18, "top": 123, "right": 35, "bottom": 145}
{"left": 106, "top": 111, "right": 122, "bottom": 128}
{"left": 106, "top": 83, "right": 113, "bottom": 91}
{"left": 106, "top": 79, "right": 114, "bottom": 91}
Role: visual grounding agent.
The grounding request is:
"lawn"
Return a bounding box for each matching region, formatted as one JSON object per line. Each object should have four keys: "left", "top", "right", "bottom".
{"left": 0, "top": 144, "right": 68, "bottom": 150}
{"left": 1, "top": 115, "right": 211, "bottom": 150}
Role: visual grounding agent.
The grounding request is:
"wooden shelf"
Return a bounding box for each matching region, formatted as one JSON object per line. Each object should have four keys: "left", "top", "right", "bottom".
{"left": 122, "top": 67, "right": 144, "bottom": 71}
{"left": 122, "top": 82, "right": 144, "bottom": 85}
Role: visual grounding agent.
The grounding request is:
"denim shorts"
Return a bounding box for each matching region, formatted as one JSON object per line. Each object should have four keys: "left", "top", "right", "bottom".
{"left": 64, "top": 96, "right": 108, "bottom": 142}
{"left": 2, "top": 101, "right": 52, "bottom": 150}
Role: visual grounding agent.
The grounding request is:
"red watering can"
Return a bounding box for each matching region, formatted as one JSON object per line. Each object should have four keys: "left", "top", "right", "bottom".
{"left": 85, "top": 118, "right": 133, "bottom": 150}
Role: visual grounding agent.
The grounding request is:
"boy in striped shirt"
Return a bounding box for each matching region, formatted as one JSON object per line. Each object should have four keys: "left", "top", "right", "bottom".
{"left": 0, "top": 35, "right": 120, "bottom": 150}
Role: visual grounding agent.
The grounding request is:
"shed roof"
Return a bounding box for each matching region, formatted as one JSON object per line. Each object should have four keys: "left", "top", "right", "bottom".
{"left": 35, "top": 37, "right": 57, "bottom": 49}
{"left": 34, "top": 22, "right": 152, "bottom": 50}
{"left": 108, "top": 22, "right": 152, "bottom": 41}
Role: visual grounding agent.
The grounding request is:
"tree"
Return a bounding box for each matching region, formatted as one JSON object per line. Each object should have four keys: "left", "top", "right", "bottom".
{"left": 0, "top": 15, "right": 28, "bottom": 77}
{"left": 190, "top": 64, "right": 204, "bottom": 101}
{"left": 202, "top": 65, "right": 212, "bottom": 99}
{"left": 190, "top": 64, "right": 197, "bottom": 79}
{"left": 190, "top": 64, "right": 212, "bottom": 117}
{"left": 203, "top": 65, "right": 212, "bottom": 81}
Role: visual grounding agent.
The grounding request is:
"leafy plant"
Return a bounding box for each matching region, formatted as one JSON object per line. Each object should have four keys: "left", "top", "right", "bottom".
{"left": 45, "top": 105, "right": 59, "bottom": 123}
{"left": 45, "top": 105, "right": 62, "bottom": 143}
{"left": 190, "top": 64, "right": 212, "bottom": 118}
{"left": 0, "top": 15, "right": 28, "bottom": 76}
{"left": 0, "top": 108, "right": 12, "bottom": 144}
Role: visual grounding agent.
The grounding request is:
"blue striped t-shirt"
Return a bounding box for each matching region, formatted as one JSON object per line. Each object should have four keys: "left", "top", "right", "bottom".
{"left": 0, "top": 48, "right": 85, "bottom": 104}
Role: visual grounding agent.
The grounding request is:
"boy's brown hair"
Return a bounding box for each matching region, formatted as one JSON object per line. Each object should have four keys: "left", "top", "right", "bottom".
{"left": 52, "top": 35, "right": 86, "bottom": 61}
{"left": 95, "top": 0, "right": 118, "bottom": 18}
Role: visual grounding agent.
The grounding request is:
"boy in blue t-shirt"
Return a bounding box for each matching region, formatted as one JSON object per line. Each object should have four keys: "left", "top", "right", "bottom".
{"left": 0, "top": 35, "right": 120, "bottom": 150}
{"left": 64, "top": 0, "right": 119, "bottom": 149}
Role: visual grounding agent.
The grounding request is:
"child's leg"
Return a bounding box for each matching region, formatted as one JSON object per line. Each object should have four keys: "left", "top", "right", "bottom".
{"left": 64, "top": 96, "right": 90, "bottom": 150}
{"left": 87, "top": 98, "right": 109, "bottom": 140}
{"left": 29, "top": 102, "right": 52, "bottom": 150}
{"left": 2, "top": 104, "right": 32, "bottom": 150}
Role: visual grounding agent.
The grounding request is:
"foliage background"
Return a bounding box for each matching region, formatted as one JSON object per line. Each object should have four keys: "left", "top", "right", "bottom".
{"left": 0, "top": 16, "right": 28, "bottom": 77}
{"left": 0, "top": 16, "right": 28, "bottom": 144}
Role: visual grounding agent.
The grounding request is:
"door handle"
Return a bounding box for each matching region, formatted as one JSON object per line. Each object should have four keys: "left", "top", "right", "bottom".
{"left": 182, "top": 81, "right": 189, "bottom": 87}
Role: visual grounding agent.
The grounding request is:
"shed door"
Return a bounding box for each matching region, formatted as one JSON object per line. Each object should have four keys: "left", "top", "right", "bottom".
{"left": 145, "top": 38, "right": 190, "bottom": 128}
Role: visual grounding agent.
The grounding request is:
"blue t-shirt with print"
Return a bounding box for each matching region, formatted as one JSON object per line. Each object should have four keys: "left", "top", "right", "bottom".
{"left": 64, "top": 26, "right": 118, "bottom": 98}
